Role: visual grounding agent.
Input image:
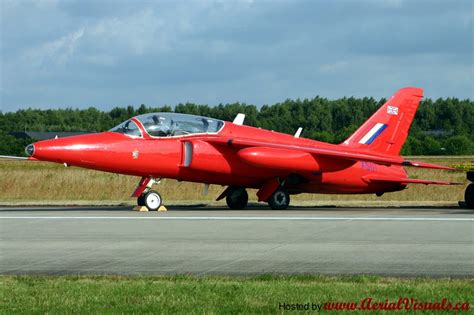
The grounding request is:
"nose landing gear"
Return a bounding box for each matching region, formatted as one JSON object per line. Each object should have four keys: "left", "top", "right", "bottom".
{"left": 138, "top": 190, "right": 163, "bottom": 211}
{"left": 133, "top": 177, "right": 165, "bottom": 211}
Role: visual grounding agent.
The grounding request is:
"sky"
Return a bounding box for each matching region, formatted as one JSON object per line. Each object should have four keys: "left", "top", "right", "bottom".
{"left": 1, "top": 0, "right": 472, "bottom": 112}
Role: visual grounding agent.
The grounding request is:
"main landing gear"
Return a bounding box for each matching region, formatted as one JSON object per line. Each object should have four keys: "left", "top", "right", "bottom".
{"left": 221, "top": 185, "right": 291, "bottom": 210}
{"left": 226, "top": 187, "right": 249, "bottom": 210}
{"left": 462, "top": 172, "right": 474, "bottom": 209}
{"left": 267, "top": 188, "right": 290, "bottom": 210}
{"left": 255, "top": 178, "right": 291, "bottom": 210}
{"left": 465, "top": 183, "right": 474, "bottom": 209}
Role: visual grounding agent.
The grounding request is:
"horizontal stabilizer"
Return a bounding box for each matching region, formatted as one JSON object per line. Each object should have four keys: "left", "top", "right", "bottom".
{"left": 363, "top": 174, "right": 461, "bottom": 185}
{"left": 402, "top": 160, "right": 455, "bottom": 171}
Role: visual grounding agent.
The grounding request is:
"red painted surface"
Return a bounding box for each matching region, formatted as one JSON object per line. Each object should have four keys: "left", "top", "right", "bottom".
{"left": 256, "top": 178, "right": 281, "bottom": 202}
{"left": 238, "top": 147, "right": 320, "bottom": 172}
{"left": 131, "top": 177, "right": 152, "bottom": 197}
{"left": 28, "top": 87, "right": 457, "bottom": 201}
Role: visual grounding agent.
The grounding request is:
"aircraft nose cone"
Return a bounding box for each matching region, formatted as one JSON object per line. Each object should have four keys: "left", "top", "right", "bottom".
{"left": 25, "top": 144, "right": 35, "bottom": 157}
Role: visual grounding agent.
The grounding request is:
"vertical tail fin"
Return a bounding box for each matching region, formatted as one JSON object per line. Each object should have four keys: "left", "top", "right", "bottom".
{"left": 341, "top": 87, "right": 423, "bottom": 156}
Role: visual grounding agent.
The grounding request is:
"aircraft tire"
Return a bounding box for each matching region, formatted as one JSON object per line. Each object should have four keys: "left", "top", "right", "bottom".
{"left": 226, "top": 188, "right": 248, "bottom": 210}
{"left": 137, "top": 194, "right": 145, "bottom": 206}
{"left": 144, "top": 190, "right": 162, "bottom": 211}
{"left": 268, "top": 188, "right": 290, "bottom": 210}
{"left": 465, "top": 183, "right": 474, "bottom": 209}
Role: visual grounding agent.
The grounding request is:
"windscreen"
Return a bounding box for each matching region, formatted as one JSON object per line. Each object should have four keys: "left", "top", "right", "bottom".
{"left": 109, "top": 120, "right": 142, "bottom": 137}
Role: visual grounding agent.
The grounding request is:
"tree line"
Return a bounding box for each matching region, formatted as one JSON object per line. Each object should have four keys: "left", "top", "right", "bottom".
{"left": 0, "top": 96, "right": 472, "bottom": 156}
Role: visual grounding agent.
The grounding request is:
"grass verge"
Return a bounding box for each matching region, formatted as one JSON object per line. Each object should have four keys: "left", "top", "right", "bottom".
{"left": 1, "top": 275, "right": 472, "bottom": 313}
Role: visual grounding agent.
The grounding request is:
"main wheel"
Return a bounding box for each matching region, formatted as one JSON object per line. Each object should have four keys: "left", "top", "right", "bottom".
{"left": 465, "top": 183, "right": 474, "bottom": 209}
{"left": 268, "top": 188, "right": 290, "bottom": 210}
{"left": 144, "top": 190, "right": 162, "bottom": 211}
{"left": 226, "top": 188, "right": 248, "bottom": 210}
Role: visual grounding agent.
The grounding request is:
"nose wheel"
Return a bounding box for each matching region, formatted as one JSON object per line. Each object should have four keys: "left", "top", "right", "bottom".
{"left": 137, "top": 194, "right": 145, "bottom": 206}
{"left": 138, "top": 190, "right": 162, "bottom": 211}
{"left": 268, "top": 188, "right": 290, "bottom": 210}
{"left": 133, "top": 177, "right": 165, "bottom": 211}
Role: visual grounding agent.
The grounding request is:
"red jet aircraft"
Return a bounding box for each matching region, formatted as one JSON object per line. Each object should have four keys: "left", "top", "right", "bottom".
{"left": 4, "top": 87, "right": 465, "bottom": 210}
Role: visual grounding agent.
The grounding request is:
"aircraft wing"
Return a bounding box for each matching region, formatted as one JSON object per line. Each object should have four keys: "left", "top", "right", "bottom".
{"left": 205, "top": 138, "right": 454, "bottom": 170}
{"left": 362, "top": 174, "right": 461, "bottom": 185}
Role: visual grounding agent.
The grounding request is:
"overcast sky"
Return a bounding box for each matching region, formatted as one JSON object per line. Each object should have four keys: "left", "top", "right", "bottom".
{"left": 1, "top": 0, "right": 472, "bottom": 112}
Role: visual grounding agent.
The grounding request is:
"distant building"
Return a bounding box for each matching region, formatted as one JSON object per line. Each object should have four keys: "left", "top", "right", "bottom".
{"left": 9, "top": 131, "right": 92, "bottom": 141}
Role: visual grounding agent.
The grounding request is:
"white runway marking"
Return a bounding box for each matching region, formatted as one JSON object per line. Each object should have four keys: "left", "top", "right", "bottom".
{"left": 0, "top": 216, "right": 472, "bottom": 221}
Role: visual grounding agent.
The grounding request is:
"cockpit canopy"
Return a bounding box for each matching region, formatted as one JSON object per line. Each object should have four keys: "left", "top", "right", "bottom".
{"left": 109, "top": 119, "right": 142, "bottom": 137}
{"left": 110, "top": 113, "right": 225, "bottom": 138}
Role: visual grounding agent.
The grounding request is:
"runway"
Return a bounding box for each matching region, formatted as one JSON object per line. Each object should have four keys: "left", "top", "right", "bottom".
{"left": 1, "top": 205, "right": 473, "bottom": 277}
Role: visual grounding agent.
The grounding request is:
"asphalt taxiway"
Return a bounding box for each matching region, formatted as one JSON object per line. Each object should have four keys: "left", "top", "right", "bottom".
{"left": 0, "top": 205, "right": 472, "bottom": 277}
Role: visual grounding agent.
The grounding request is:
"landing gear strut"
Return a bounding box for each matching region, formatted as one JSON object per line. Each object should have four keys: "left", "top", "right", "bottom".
{"left": 267, "top": 188, "right": 290, "bottom": 210}
{"left": 226, "top": 187, "right": 249, "bottom": 210}
{"left": 133, "top": 177, "right": 164, "bottom": 211}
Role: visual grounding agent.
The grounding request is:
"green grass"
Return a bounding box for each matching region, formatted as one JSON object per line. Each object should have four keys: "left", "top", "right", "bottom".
{"left": 1, "top": 275, "right": 472, "bottom": 314}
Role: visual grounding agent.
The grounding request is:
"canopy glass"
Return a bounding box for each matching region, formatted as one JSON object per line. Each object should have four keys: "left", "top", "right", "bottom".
{"left": 110, "top": 113, "right": 225, "bottom": 138}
